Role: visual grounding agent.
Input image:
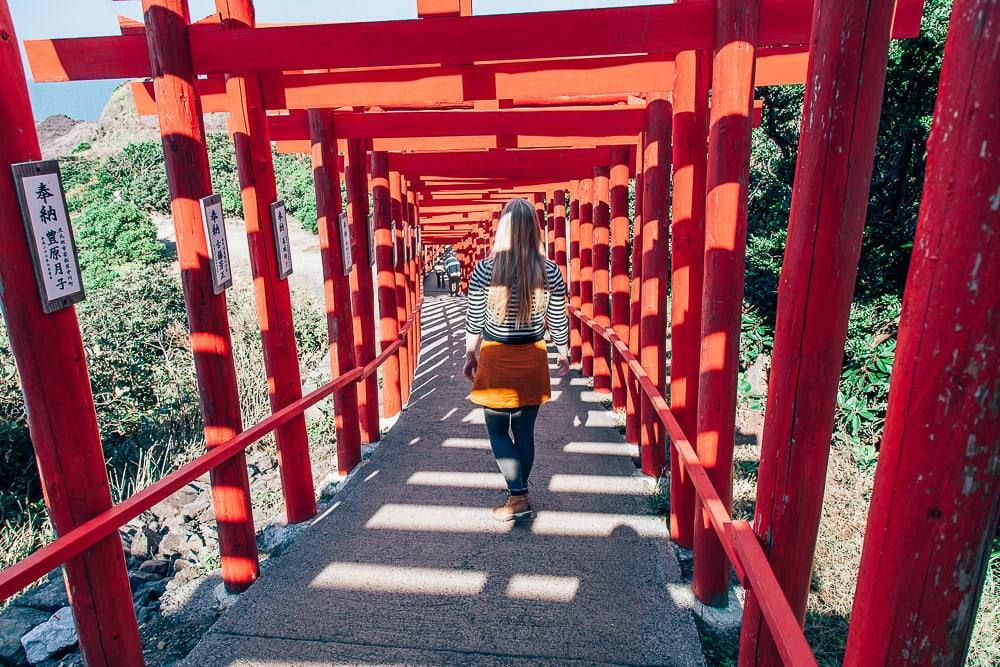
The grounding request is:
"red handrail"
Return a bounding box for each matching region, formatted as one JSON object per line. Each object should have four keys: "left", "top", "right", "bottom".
{"left": 0, "top": 301, "right": 422, "bottom": 603}
{"left": 570, "top": 305, "right": 818, "bottom": 667}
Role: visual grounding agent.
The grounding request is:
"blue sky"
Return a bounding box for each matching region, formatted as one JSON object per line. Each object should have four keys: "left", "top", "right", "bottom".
{"left": 12, "top": 0, "right": 666, "bottom": 119}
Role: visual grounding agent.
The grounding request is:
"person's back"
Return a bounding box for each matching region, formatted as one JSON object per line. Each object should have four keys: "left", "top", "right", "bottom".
{"left": 462, "top": 197, "right": 570, "bottom": 522}
{"left": 444, "top": 254, "right": 462, "bottom": 295}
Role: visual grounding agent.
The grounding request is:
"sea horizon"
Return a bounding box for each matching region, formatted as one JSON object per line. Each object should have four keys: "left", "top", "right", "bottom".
{"left": 29, "top": 79, "right": 127, "bottom": 122}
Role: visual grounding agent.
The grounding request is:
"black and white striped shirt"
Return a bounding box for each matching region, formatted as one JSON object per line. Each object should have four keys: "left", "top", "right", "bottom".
{"left": 465, "top": 258, "right": 570, "bottom": 346}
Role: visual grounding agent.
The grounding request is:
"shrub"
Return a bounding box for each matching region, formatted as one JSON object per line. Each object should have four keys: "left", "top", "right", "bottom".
{"left": 274, "top": 150, "right": 318, "bottom": 233}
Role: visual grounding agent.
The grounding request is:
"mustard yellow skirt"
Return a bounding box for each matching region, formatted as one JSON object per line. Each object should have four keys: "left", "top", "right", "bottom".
{"left": 470, "top": 340, "right": 552, "bottom": 409}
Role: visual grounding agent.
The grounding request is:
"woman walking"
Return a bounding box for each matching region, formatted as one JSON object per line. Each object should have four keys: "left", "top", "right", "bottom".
{"left": 463, "top": 198, "right": 570, "bottom": 521}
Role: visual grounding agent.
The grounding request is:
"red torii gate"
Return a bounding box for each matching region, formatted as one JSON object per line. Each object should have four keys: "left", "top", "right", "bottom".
{"left": 0, "top": 1, "right": 995, "bottom": 667}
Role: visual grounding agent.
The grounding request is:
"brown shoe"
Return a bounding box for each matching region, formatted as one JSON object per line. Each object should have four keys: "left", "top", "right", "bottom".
{"left": 491, "top": 493, "right": 534, "bottom": 521}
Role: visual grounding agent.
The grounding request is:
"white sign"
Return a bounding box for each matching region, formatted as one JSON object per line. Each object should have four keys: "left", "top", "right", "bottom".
{"left": 366, "top": 212, "right": 376, "bottom": 265}
{"left": 337, "top": 212, "right": 353, "bottom": 276}
{"left": 200, "top": 194, "right": 232, "bottom": 294}
{"left": 270, "top": 200, "right": 293, "bottom": 279}
{"left": 11, "top": 160, "right": 85, "bottom": 313}
{"left": 390, "top": 220, "right": 398, "bottom": 267}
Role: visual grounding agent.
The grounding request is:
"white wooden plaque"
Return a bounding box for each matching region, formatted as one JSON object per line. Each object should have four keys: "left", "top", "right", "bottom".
{"left": 270, "top": 200, "right": 293, "bottom": 279}
{"left": 11, "top": 160, "right": 85, "bottom": 313}
{"left": 366, "top": 211, "right": 376, "bottom": 265}
{"left": 200, "top": 194, "right": 232, "bottom": 294}
{"left": 390, "top": 220, "right": 398, "bottom": 267}
{"left": 337, "top": 212, "right": 353, "bottom": 276}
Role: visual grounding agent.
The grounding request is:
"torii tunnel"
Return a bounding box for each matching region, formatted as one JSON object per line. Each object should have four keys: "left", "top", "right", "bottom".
{"left": 0, "top": 0, "right": 996, "bottom": 665}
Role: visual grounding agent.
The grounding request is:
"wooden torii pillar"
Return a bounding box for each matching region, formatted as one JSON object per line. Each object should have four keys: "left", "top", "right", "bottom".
{"left": 215, "top": 0, "right": 316, "bottom": 524}
{"left": 0, "top": 3, "right": 143, "bottom": 662}
{"left": 371, "top": 151, "right": 403, "bottom": 418}
{"left": 140, "top": 0, "right": 259, "bottom": 593}
{"left": 693, "top": 0, "right": 760, "bottom": 607}
{"left": 609, "top": 146, "right": 631, "bottom": 411}
{"left": 591, "top": 165, "right": 613, "bottom": 394}
{"left": 740, "top": 0, "right": 898, "bottom": 661}
{"left": 845, "top": 2, "right": 999, "bottom": 662}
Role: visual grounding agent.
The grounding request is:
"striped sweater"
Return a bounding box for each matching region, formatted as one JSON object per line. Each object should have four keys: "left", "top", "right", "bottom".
{"left": 465, "top": 258, "right": 570, "bottom": 346}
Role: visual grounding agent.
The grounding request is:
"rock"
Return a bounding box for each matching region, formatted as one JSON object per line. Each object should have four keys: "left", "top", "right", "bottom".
{"left": 148, "top": 485, "right": 200, "bottom": 522}
{"left": 172, "top": 559, "right": 194, "bottom": 574}
{"left": 0, "top": 606, "right": 50, "bottom": 665}
{"left": 212, "top": 583, "right": 241, "bottom": 611}
{"left": 256, "top": 524, "right": 302, "bottom": 558}
{"left": 12, "top": 576, "right": 68, "bottom": 614}
{"left": 137, "top": 559, "right": 170, "bottom": 577}
{"left": 20, "top": 607, "right": 77, "bottom": 665}
{"left": 128, "top": 526, "right": 162, "bottom": 560}
{"left": 133, "top": 579, "right": 167, "bottom": 606}
{"left": 156, "top": 533, "right": 192, "bottom": 559}
{"left": 128, "top": 571, "right": 160, "bottom": 592}
{"left": 180, "top": 497, "right": 212, "bottom": 522}
{"left": 744, "top": 353, "right": 771, "bottom": 397}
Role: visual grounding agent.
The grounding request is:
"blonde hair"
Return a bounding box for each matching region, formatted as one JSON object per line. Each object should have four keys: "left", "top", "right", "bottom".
{"left": 487, "top": 198, "right": 547, "bottom": 325}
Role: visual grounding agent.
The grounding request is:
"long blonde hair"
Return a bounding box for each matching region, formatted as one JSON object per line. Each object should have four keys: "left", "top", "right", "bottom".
{"left": 487, "top": 198, "right": 547, "bottom": 325}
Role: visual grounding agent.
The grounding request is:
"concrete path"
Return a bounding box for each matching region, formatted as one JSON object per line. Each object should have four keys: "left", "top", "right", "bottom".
{"left": 183, "top": 280, "right": 704, "bottom": 666}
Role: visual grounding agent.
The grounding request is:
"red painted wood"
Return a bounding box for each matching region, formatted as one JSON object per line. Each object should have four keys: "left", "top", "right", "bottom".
{"left": 345, "top": 138, "right": 380, "bottom": 443}
{"left": 371, "top": 152, "right": 403, "bottom": 418}
{"left": 845, "top": 2, "right": 1000, "bottom": 662}
{"left": 391, "top": 171, "right": 412, "bottom": 407}
{"left": 389, "top": 147, "right": 612, "bottom": 176}
{"left": 639, "top": 95, "right": 670, "bottom": 477}
{"left": 0, "top": 308, "right": 420, "bottom": 604}
{"left": 578, "top": 177, "right": 595, "bottom": 377}
{"left": 553, "top": 189, "right": 568, "bottom": 284}
{"left": 309, "top": 110, "right": 362, "bottom": 475}
{"left": 668, "top": 45, "right": 709, "bottom": 550}
{"left": 216, "top": 0, "right": 315, "bottom": 524}
{"left": 739, "top": 0, "right": 897, "bottom": 661}
{"left": 568, "top": 180, "right": 583, "bottom": 365}
{"left": 0, "top": 3, "right": 142, "bottom": 661}
{"left": 693, "top": 0, "right": 759, "bottom": 607}
{"left": 142, "top": 0, "right": 259, "bottom": 592}
{"left": 405, "top": 186, "right": 420, "bottom": 383}
{"left": 25, "top": 1, "right": 924, "bottom": 83}
{"left": 625, "top": 132, "right": 644, "bottom": 445}
{"left": 609, "top": 147, "right": 631, "bottom": 410}
{"left": 591, "top": 166, "right": 612, "bottom": 394}
{"left": 532, "top": 191, "right": 546, "bottom": 245}
{"left": 417, "top": 0, "right": 470, "bottom": 17}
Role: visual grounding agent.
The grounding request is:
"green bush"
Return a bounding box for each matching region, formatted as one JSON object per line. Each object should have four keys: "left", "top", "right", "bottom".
{"left": 74, "top": 201, "right": 163, "bottom": 286}
{"left": 95, "top": 141, "right": 171, "bottom": 214}
{"left": 206, "top": 133, "right": 244, "bottom": 218}
{"left": 274, "top": 150, "right": 318, "bottom": 233}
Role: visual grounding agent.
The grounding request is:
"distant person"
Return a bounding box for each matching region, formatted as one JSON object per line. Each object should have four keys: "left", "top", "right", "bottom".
{"left": 433, "top": 255, "right": 446, "bottom": 289}
{"left": 463, "top": 198, "right": 570, "bottom": 521}
{"left": 444, "top": 252, "right": 462, "bottom": 296}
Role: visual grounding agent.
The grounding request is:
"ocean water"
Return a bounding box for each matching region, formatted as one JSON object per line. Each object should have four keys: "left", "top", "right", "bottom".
{"left": 29, "top": 79, "right": 128, "bottom": 121}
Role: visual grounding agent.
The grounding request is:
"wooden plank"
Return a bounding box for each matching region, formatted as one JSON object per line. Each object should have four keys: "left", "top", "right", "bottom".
{"left": 0, "top": 2, "right": 143, "bottom": 661}
{"left": 693, "top": 0, "right": 759, "bottom": 607}
{"left": 217, "top": 0, "right": 316, "bottom": 525}
{"left": 140, "top": 0, "right": 259, "bottom": 593}
{"left": 844, "top": 0, "right": 1000, "bottom": 662}
{"left": 739, "top": 0, "right": 898, "bottom": 662}
{"left": 26, "top": 0, "right": 924, "bottom": 82}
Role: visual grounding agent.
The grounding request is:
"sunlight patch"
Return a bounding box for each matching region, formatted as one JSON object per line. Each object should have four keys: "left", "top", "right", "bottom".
{"left": 548, "top": 474, "right": 650, "bottom": 495}
{"left": 366, "top": 503, "right": 512, "bottom": 534}
{"left": 506, "top": 574, "right": 580, "bottom": 602}
{"left": 532, "top": 511, "right": 666, "bottom": 538}
{"left": 310, "top": 562, "right": 487, "bottom": 596}
{"left": 407, "top": 471, "right": 505, "bottom": 489}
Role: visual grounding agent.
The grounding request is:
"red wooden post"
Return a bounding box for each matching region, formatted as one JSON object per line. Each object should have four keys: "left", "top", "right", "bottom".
{"left": 0, "top": 3, "right": 143, "bottom": 661}
{"left": 141, "top": 0, "right": 259, "bottom": 592}
{"left": 406, "top": 187, "right": 420, "bottom": 370}
{"left": 216, "top": 0, "right": 315, "bottom": 524}
{"left": 390, "top": 170, "right": 412, "bottom": 407}
{"left": 579, "top": 177, "right": 595, "bottom": 377}
{"left": 371, "top": 151, "right": 402, "bottom": 418}
{"left": 309, "top": 110, "right": 362, "bottom": 475}
{"left": 693, "top": 0, "right": 759, "bottom": 606}
{"left": 844, "top": 2, "right": 1000, "bottom": 662}
{"left": 533, "top": 192, "right": 547, "bottom": 255}
{"left": 739, "top": 0, "right": 897, "bottom": 660}
{"left": 625, "top": 133, "right": 644, "bottom": 445}
{"left": 553, "top": 189, "right": 569, "bottom": 284}
{"left": 609, "top": 146, "right": 631, "bottom": 411}
{"left": 568, "top": 180, "right": 583, "bottom": 365}
{"left": 591, "top": 166, "right": 612, "bottom": 393}
{"left": 669, "top": 46, "right": 710, "bottom": 549}
{"left": 639, "top": 95, "right": 671, "bottom": 477}
{"left": 345, "top": 138, "right": 380, "bottom": 442}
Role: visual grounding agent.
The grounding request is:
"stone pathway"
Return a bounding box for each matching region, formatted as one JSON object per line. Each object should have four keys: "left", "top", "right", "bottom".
{"left": 182, "top": 280, "right": 704, "bottom": 666}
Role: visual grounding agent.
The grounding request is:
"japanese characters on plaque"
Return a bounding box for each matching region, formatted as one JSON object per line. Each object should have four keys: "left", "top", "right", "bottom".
{"left": 270, "top": 200, "right": 293, "bottom": 279}
{"left": 390, "top": 220, "right": 398, "bottom": 266}
{"left": 199, "top": 194, "right": 233, "bottom": 294}
{"left": 366, "top": 212, "right": 376, "bottom": 265}
{"left": 415, "top": 226, "right": 422, "bottom": 255}
{"left": 11, "top": 160, "right": 85, "bottom": 313}
{"left": 337, "top": 212, "right": 354, "bottom": 276}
